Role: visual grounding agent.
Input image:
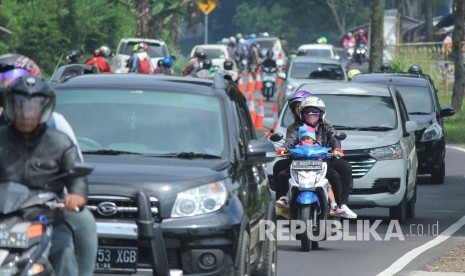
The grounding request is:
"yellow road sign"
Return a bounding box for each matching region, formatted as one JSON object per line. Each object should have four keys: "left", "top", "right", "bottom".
{"left": 196, "top": 0, "right": 217, "bottom": 15}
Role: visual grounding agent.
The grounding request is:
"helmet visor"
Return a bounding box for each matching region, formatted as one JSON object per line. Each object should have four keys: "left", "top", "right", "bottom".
{"left": 0, "top": 68, "right": 29, "bottom": 88}
{"left": 5, "top": 93, "right": 52, "bottom": 131}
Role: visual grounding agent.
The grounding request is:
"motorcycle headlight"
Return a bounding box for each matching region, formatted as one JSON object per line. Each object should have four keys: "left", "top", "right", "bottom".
{"left": 356, "top": 49, "right": 361, "bottom": 54}
{"left": 420, "top": 123, "right": 443, "bottom": 142}
{"left": 171, "top": 181, "right": 228, "bottom": 218}
{"left": 369, "top": 143, "right": 402, "bottom": 160}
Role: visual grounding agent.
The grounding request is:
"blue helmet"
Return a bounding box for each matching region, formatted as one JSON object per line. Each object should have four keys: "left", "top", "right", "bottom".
{"left": 162, "top": 56, "right": 174, "bottom": 68}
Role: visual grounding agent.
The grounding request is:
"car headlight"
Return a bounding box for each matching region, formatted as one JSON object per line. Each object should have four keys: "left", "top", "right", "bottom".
{"left": 369, "top": 143, "right": 402, "bottom": 160}
{"left": 420, "top": 123, "right": 443, "bottom": 142}
{"left": 171, "top": 181, "right": 227, "bottom": 218}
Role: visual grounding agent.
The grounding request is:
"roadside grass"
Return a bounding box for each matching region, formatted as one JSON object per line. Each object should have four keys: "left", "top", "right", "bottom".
{"left": 390, "top": 45, "right": 465, "bottom": 145}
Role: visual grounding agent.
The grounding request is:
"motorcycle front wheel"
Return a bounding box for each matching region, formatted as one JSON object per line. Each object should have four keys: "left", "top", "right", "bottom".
{"left": 300, "top": 205, "right": 312, "bottom": 252}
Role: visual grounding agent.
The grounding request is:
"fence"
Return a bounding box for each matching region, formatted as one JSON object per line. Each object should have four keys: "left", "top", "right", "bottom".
{"left": 384, "top": 42, "right": 463, "bottom": 94}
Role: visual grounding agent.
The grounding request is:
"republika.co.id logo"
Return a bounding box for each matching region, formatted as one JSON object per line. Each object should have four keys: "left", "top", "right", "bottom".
{"left": 259, "top": 219, "right": 440, "bottom": 241}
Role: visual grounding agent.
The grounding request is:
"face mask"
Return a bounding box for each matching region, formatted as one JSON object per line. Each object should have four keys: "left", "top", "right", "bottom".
{"left": 304, "top": 112, "right": 320, "bottom": 126}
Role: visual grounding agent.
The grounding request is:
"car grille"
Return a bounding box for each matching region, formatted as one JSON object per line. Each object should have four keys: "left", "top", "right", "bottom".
{"left": 345, "top": 154, "right": 377, "bottom": 179}
{"left": 86, "top": 195, "right": 160, "bottom": 221}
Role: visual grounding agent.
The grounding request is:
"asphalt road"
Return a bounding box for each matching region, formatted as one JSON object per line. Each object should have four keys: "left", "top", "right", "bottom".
{"left": 252, "top": 74, "right": 465, "bottom": 276}
{"left": 275, "top": 146, "right": 465, "bottom": 276}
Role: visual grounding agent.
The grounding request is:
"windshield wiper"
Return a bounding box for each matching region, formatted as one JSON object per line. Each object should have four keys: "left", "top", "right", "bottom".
{"left": 332, "top": 125, "right": 358, "bottom": 130}
{"left": 409, "top": 112, "right": 430, "bottom": 115}
{"left": 82, "top": 149, "right": 142, "bottom": 155}
{"left": 356, "top": 126, "right": 394, "bottom": 131}
{"left": 146, "top": 152, "right": 221, "bottom": 159}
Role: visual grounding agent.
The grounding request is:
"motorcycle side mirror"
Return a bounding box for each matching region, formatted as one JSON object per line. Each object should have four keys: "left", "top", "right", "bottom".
{"left": 335, "top": 132, "right": 347, "bottom": 140}
{"left": 270, "top": 133, "right": 284, "bottom": 142}
{"left": 47, "top": 163, "right": 94, "bottom": 182}
{"left": 277, "top": 72, "right": 286, "bottom": 79}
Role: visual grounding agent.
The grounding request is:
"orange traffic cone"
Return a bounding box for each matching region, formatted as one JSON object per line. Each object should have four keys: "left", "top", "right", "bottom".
{"left": 247, "top": 72, "right": 255, "bottom": 93}
{"left": 237, "top": 73, "right": 245, "bottom": 94}
{"left": 247, "top": 93, "right": 256, "bottom": 126}
{"left": 255, "top": 97, "right": 265, "bottom": 130}
{"left": 255, "top": 68, "right": 263, "bottom": 91}
{"left": 272, "top": 103, "right": 279, "bottom": 130}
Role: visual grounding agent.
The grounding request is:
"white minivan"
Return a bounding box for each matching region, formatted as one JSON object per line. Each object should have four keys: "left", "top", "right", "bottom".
{"left": 264, "top": 82, "right": 418, "bottom": 223}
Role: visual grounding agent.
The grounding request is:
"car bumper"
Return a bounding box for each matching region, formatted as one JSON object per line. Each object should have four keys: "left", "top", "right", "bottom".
{"left": 94, "top": 198, "right": 243, "bottom": 276}
{"left": 415, "top": 139, "right": 445, "bottom": 174}
{"left": 349, "top": 159, "right": 408, "bottom": 207}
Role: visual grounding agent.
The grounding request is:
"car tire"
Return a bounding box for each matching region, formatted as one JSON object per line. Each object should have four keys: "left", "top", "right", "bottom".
{"left": 235, "top": 232, "right": 251, "bottom": 276}
{"left": 261, "top": 232, "right": 276, "bottom": 276}
{"left": 389, "top": 191, "right": 407, "bottom": 224}
{"left": 431, "top": 161, "right": 445, "bottom": 184}
{"left": 406, "top": 184, "right": 417, "bottom": 219}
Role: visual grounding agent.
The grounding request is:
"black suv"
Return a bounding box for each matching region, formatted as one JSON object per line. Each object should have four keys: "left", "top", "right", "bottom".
{"left": 54, "top": 73, "right": 277, "bottom": 275}
{"left": 352, "top": 73, "right": 455, "bottom": 183}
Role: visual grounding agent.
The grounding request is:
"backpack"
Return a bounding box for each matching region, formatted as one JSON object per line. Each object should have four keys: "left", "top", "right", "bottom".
{"left": 138, "top": 57, "right": 151, "bottom": 74}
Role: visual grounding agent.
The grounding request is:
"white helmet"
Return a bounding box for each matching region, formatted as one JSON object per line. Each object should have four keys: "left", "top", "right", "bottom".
{"left": 299, "top": 96, "right": 326, "bottom": 120}
{"left": 99, "top": 46, "right": 111, "bottom": 57}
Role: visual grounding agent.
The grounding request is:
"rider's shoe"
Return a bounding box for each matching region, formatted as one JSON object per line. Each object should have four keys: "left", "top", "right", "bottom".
{"left": 276, "top": 196, "right": 290, "bottom": 219}
{"left": 340, "top": 204, "right": 357, "bottom": 219}
{"left": 329, "top": 205, "right": 345, "bottom": 217}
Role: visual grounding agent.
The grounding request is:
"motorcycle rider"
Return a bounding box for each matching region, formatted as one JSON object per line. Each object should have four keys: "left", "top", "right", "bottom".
{"left": 85, "top": 46, "right": 113, "bottom": 73}
{"left": 347, "top": 68, "right": 361, "bottom": 81}
{"left": 298, "top": 96, "right": 357, "bottom": 218}
{"left": 380, "top": 63, "right": 393, "bottom": 73}
{"left": 65, "top": 50, "right": 82, "bottom": 64}
{"left": 343, "top": 32, "right": 355, "bottom": 58}
{"left": 273, "top": 90, "right": 313, "bottom": 202}
{"left": 130, "top": 43, "right": 155, "bottom": 74}
{"left": 0, "top": 65, "right": 97, "bottom": 276}
{"left": 0, "top": 76, "right": 93, "bottom": 275}
{"left": 154, "top": 56, "right": 175, "bottom": 75}
{"left": 262, "top": 49, "right": 277, "bottom": 70}
{"left": 183, "top": 50, "right": 209, "bottom": 76}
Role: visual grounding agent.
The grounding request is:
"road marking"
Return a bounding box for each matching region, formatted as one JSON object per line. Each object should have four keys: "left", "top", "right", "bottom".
{"left": 377, "top": 215, "right": 465, "bottom": 276}
{"left": 447, "top": 145, "right": 465, "bottom": 153}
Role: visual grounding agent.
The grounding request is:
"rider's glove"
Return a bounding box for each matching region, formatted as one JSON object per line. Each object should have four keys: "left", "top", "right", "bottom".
{"left": 277, "top": 148, "right": 288, "bottom": 155}
{"left": 333, "top": 147, "right": 344, "bottom": 159}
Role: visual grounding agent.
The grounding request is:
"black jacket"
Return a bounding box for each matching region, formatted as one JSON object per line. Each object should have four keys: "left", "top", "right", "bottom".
{"left": 0, "top": 125, "right": 87, "bottom": 197}
{"left": 283, "top": 122, "right": 341, "bottom": 149}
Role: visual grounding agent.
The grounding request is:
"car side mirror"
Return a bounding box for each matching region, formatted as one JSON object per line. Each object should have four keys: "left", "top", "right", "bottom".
{"left": 405, "top": 121, "right": 418, "bottom": 134}
{"left": 277, "top": 72, "right": 286, "bottom": 79}
{"left": 269, "top": 133, "right": 284, "bottom": 142}
{"left": 440, "top": 106, "right": 455, "bottom": 117}
{"left": 245, "top": 140, "right": 277, "bottom": 164}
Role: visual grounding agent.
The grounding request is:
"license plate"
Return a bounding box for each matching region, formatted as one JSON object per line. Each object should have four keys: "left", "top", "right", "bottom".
{"left": 292, "top": 160, "right": 322, "bottom": 170}
{"left": 0, "top": 231, "right": 29, "bottom": 248}
{"left": 94, "top": 246, "right": 138, "bottom": 273}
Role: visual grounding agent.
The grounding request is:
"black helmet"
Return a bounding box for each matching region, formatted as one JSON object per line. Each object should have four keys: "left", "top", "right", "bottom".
{"left": 196, "top": 51, "right": 207, "bottom": 60}
{"left": 4, "top": 76, "right": 55, "bottom": 126}
{"left": 380, "top": 63, "right": 392, "bottom": 73}
{"left": 157, "top": 59, "right": 163, "bottom": 67}
{"left": 223, "top": 59, "right": 234, "bottom": 70}
{"left": 408, "top": 65, "right": 422, "bottom": 75}
{"left": 66, "top": 50, "right": 81, "bottom": 64}
{"left": 202, "top": 59, "right": 212, "bottom": 70}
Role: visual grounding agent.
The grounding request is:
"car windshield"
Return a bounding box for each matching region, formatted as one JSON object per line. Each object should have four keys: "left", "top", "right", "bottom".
{"left": 395, "top": 85, "right": 433, "bottom": 114}
{"left": 55, "top": 90, "right": 226, "bottom": 156}
{"left": 256, "top": 39, "right": 277, "bottom": 50}
{"left": 281, "top": 94, "right": 397, "bottom": 130}
{"left": 203, "top": 48, "right": 226, "bottom": 59}
{"left": 302, "top": 49, "right": 332, "bottom": 58}
{"left": 120, "top": 42, "right": 168, "bottom": 57}
{"left": 289, "top": 62, "right": 344, "bottom": 80}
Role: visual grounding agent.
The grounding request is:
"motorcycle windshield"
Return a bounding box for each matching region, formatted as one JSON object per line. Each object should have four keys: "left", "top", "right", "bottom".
{"left": 0, "top": 182, "right": 30, "bottom": 215}
{"left": 288, "top": 145, "right": 332, "bottom": 159}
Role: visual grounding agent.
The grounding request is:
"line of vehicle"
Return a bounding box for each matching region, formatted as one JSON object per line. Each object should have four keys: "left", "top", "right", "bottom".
{"left": 376, "top": 215, "right": 465, "bottom": 276}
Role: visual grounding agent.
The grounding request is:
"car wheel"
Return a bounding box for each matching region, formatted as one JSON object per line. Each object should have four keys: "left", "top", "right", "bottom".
{"left": 261, "top": 232, "right": 276, "bottom": 276}
{"left": 431, "top": 161, "right": 445, "bottom": 184}
{"left": 389, "top": 191, "right": 407, "bottom": 224}
{"left": 406, "top": 184, "right": 417, "bottom": 219}
{"left": 235, "top": 232, "right": 251, "bottom": 276}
